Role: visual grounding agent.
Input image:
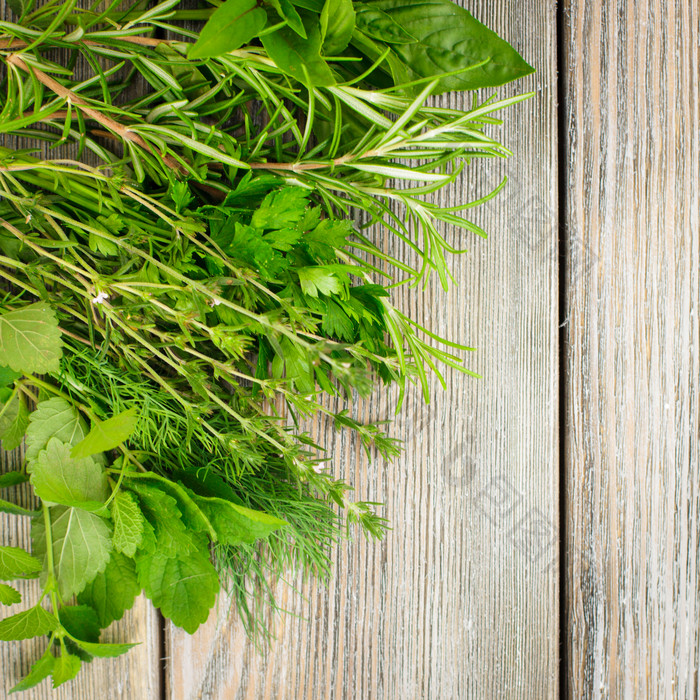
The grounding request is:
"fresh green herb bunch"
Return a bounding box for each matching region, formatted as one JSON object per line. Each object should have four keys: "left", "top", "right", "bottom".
{"left": 0, "top": 0, "right": 533, "bottom": 692}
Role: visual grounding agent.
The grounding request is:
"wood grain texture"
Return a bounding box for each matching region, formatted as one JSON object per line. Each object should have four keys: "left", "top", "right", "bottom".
{"left": 563, "top": 0, "right": 700, "bottom": 697}
{"left": 166, "top": 2, "right": 560, "bottom": 698}
{"left": 0, "top": 448, "right": 162, "bottom": 699}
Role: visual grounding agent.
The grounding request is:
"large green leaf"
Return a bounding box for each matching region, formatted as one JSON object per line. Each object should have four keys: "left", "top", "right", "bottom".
{"left": 31, "top": 438, "right": 108, "bottom": 510}
{"left": 0, "top": 605, "right": 58, "bottom": 641}
{"left": 33, "top": 506, "right": 112, "bottom": 599}
{"left": 0, "top": 303, "right": 63, "bottom": 375}
{"left": 25, "top": 398, "right": 88, "bottom": 464}
{"left": 77, "top": 551, "right": 141, "bottom": 629}
{"left": 368, "top": 0, "right": 534, "bottom": 92}
{"left": 70, "top": 406, "right": 139, "bottom": 459}
{"left": 354, "top": 3, "right": 415, "bottom": 44}
{"left": 261, "top": 13, "right": 336, "bottom": 86}
{"left": 189, "top": 0, "right": 267, "bottom": 59}
{"left": 136, "top": 547, "right": 219, "bottom": 633}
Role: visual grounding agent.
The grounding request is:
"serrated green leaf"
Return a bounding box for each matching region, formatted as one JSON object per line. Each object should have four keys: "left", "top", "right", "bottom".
{"left": 9, "top": 649, "right": 55, "bottom": 694}
{"left": 196, "top": 495, "right": 287, "bottom": 546}
{"left": 297, "top": 266, "right": 342, "bottom": 297}
{"left": 25, "top": 398, "right": 88, "bottom": 465}
{"left": 0, "top": 391, "right": 29, "bottom": 450}
{"left": 111, "top": 491, "right": 145, "bottom": 557}
{"left": 136, "top": 548, "right": 219, "bottom": 633}
{"left": 0, "top": 545, "right": 42, "bottom": 580}
{"left": 73, "top": 639, "right": 139, "bottom": 658}
{"left": 250, "top": 187, "right": 309, "bottom": 230}
{"left": 189, "top": 0, "right": 267, "bottom": 59}
{"left": 70, "top": 407, "right": 139, "bottom": 459}
{"left": 31, "top": 438, "right": 108, "bottom": 510}
{"left": 0, "top": 303, "right": 63, "bottom": 375}
{"left": 33, "top": 506, "right": 112, "bottom": 599}
{"left": 52, "top": 651, "right": 81, "bottom": 688}
{"left": 0, "top": 582, "right": 21, "bottom": 605}
{"left": 261, "top": 13, "right": 336, "bottom": 87}
{"left": 0, "top": 605, "right": 58, "bottom": 641}
{"left": 369, "top": 0, "right": 534, "bottom": 93}
{"left": 320, "top": 0, "right": 355, "bottom": 54}
{"left": 77, "top": 551, "right": 140, "bottom": 629}
{"left": 0, "top": 471, "right": 28, "bottom": 488}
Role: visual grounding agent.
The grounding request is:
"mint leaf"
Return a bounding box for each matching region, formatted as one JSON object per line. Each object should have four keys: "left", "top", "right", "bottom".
{"left": 297, "top": 266, "right": 343, "bottom": 297}
{"left": 196, "top": 495, "right": 287, "bottom": 545}
{"left": 73, "top": 639, "right": 138, "bottom": 658}
{"left": 111, "top": 491, "right": 145, "bottom": 557}
{"left": 70, "top": 407, "right": 139, "bottom": 459}
{"left": 8, "top": 649, "right": 55, "bottom": 694}
{"left": 31, "top": 438, "right": 108, "bottom": 509}
{"left": 0, "top": 545, "right": 42, "bottom": 580}
{"left": 0, "top": 391, "right": 29, "bottom": 450}
{"left": 0, "top": 583, "right": 21, "bottom": 605}
{"left": 52, "top": 651, "right": 81, "bottom": 688}
{"left": 33, "top": 506, "right": 112, "bottom": 599}
{"left": 189, "top": 0, "right": 267, "bottom": 59}
{"left": 0, "top": 605, "right": 58, "bottom": 640}
{"left": 77, "top": 552, "right": 140, "bottom": 628}
{"left": 0, "top": 303, "right": 63, "bottom": 374}
{"left": 136, "top": 548, "right": 219, "bottom": 633}
{"left": 25, "top": 398, "right": 88, "bottom": 464}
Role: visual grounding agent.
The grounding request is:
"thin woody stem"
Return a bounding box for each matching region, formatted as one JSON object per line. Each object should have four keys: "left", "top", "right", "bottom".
{"left": 4, "top": 53, "right": 185, "bottom": 174}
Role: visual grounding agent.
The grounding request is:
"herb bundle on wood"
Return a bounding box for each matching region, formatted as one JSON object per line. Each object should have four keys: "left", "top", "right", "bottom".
{"left": 0, "top": 0, "right": 532, "bottom": 691}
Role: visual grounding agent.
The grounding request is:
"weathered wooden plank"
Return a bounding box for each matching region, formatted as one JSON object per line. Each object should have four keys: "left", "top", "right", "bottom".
{"left": 165, "top": 1, "right": 559, "bottom": 698}
{"left": 0, "top": 448, "right": 162, "bottom": 698}
{"left": 563, "top": 0, "right": 700, "bottom": 696}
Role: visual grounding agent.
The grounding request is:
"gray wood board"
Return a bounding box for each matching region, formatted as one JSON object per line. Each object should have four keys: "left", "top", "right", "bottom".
{"left": 562, "top": 0, "right": 700, "bottom": 697}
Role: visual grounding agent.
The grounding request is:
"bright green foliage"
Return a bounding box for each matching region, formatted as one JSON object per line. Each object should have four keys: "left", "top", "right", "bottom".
{"left": 0, "top": 391, "right": 29, "bottom": 450}
{"left": 0, "top": 583, "right": 21, "bottom": 605}
{"left": 0, "top": 546, "right": 42, "bottom": 580}
{"left": 51, "top": 651, "right": 82, "bottom": 688}
{"left": 0, "top": 606, "right": 58, "bottom": 641}
{"left": 9, "top": 650, "right": 55, "bottom": 694}
{"left": 0, "top": 303, "right": 63, "bottom": 375}
{"left": 111, "top": 492, "right": 145, "bottom": 557}
{"left": 32, "top": 507, "right": 112, "bottom": 599}
{"left": 25, "top": 398, "right": 88, "bottom": 464}
{"left": 30, "top": 439, "right": 108, "bottom": 510}
{"left": 77, "top": 553, "right": 141, "bottom": 628}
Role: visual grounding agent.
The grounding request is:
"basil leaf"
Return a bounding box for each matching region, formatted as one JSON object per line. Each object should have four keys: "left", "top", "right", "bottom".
{"left": 189, "top": 0, "right": 267, "bottom": 59}
{"left": 354, "top": 3, "right": 415, "bottom": 44}
{"left": 320, "top": 0, "right": 355, "bottom": 55}
{"left": 268, "top": 0, "right": 306, "bottom": 38}
{"left": 261, "top": 13, "right": 336, "bottom": 86}
{"left": 369, "top": 0, "right": 534, "bottom": 92}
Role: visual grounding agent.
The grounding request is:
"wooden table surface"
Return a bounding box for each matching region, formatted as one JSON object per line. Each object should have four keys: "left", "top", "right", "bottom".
{"left": 1, "top": 0, "right": 698, "bottom": 697}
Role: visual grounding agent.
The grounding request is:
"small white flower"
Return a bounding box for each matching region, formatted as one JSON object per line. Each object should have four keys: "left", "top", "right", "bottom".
{"left": 91, "top": 291, "right": 109, "bottom": 305}
{"left": 313, "top": 464, "right": 324, "bottom": 474}
{"left": 210, "top": 298, "right": 222, "bottom": 307}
